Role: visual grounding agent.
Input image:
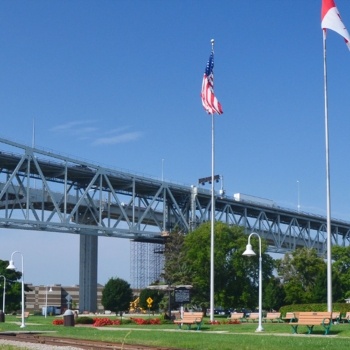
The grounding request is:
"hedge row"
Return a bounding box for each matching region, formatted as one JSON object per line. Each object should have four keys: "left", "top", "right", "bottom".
{"left": 280, "top": 303, "right": 350, "bottom": 316}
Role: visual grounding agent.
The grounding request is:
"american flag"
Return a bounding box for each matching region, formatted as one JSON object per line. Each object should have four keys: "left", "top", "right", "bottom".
{"left": 201, "top": 50, "right": 223, "bottom": 115}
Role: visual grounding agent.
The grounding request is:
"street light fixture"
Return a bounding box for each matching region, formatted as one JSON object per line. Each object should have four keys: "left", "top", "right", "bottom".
{"left": 45, "top": 285, "right": 53, "bottom": 318}
{"left": 0, "top": 275, "right": 5, "bottom": 314}
{"left": 242, "top": 232, "right": 264, "bottom": 332}
{"left": 6, "top": 251, "right": 25, "bottom": 328}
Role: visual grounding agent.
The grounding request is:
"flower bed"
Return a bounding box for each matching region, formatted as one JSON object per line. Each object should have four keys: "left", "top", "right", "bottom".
{"left": 130, "top": 317, "right": 161, "bottom": 325}
{"left": 52, "top": 319, "right": 64, "bottom": 325}
{"left": 93, "top": 318, "right": 121, "bottom": 327}
{"left": 53, "top": 316, "right": 163, "bottom": 327}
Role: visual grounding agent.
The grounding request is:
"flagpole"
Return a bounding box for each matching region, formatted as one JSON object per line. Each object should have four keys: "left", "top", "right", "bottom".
{"left": 210, "top": 38, "right": 215, "bottom": 323}
{"left": 323, "top": 29, "right": 332, "bottom": 313}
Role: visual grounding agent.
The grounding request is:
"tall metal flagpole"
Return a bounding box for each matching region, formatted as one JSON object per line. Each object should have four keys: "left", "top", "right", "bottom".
{"left": 323, "top": 29, "right": 332, "bottom": 312}
{"left": 210, "top": 38, "right": 215, "bottom": 323}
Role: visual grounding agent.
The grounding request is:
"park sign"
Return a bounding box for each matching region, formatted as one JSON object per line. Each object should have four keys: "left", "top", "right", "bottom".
{"left": 174, "top": 287, "right": 191, "bottom": 304}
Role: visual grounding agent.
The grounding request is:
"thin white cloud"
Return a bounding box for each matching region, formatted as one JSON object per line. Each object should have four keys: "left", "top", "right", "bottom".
{"left": 104, "top": 126, "right": 130, "bottom": 135}
{"left": 51, "top": 120, "right": 96, "bottom": 132}
{"left": 93, "top": 131, "right": 142, "bottom": 145}
{"left": 71, "top": 127, "right": 99, "bottom": 136}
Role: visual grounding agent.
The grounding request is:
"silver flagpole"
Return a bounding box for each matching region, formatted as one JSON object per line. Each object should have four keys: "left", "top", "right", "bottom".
{"left": 209, "top": 38, "right": 215, "bottom": 323}
{"left": 323, "top": 29, "right": 332, "bottom": 312}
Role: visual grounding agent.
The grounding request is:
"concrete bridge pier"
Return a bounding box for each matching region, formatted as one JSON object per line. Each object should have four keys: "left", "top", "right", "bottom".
{"left": 79, "top": 234, "right": 98, "bottom": 313}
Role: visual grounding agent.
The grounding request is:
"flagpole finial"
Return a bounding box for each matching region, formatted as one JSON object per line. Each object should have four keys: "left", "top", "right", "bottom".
{"left": 211, "top": 39, "right": 214, "bottom": 43}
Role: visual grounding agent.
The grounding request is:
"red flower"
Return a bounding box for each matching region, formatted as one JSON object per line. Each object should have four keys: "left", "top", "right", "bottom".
{"left": 52, "top": 319, "right": 64, "bottom": 325}
{"left": 209, "top": 320, "right": 221, "bottom": 325}
{"left": 92, "top": 318, "right": 121, "bottom": 327}
{"left": 149, "top": 318, "right": 161, "bottom": 325}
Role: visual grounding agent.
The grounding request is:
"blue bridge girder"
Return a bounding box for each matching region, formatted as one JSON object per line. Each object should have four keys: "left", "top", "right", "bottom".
{"left": 0, "top": 137, "right": 349, "bottom": 255}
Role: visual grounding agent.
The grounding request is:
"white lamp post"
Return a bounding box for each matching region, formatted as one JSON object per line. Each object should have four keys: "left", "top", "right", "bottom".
{"left": 7, "top": 251, "right": 25, "bottom": 328}
{"left": 0, "top": 275, "right": 5, "bottom": 314}
{"left": 297, "top": 180, "right": 300, "bottom": 213}
{"left": 242, "top": 232, "right": 264, "bottom": 332}
{"left": 45, "top": 285, "right": 53, "bottom": 318}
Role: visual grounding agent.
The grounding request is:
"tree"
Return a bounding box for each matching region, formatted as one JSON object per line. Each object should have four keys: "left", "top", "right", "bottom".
{"left": 0, "top": 259, "right": 31, "bottom": 313}
{"left": 276, "top": 248, "right": 326, "bottom": 304}
{"left": 332, "top": 245, "right": 350, "bottom": 299}
{"left": 101, "top": 277, "right": 133, "bottom": 314}
{"left": 139, "top": 288, "right": 163, "bottom": 311}
{"left": 161, "top": 228, "right": 192, "bottom": 285}
{"left": 183, "top": 222, "right": 274, "bottom": 310}
{"left": 263, "top": 277, "right": 286, "bottom": 311}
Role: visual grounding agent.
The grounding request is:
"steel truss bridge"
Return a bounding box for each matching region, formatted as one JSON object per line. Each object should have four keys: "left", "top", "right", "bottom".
{"left": 0, "top": 137, "right": 350, "bottom": 311}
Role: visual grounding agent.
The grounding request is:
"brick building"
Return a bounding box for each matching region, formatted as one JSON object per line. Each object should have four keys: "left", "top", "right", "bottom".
{"left": 25, "top": 284, "right": 104, "bottom": 313}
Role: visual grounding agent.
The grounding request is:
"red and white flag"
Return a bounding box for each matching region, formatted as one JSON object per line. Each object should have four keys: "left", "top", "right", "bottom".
{"left": 321, "top": 0, "right": 350, "bottom": 49}
{"left": 201, "top": 51, "right": 223, "bottom": 115}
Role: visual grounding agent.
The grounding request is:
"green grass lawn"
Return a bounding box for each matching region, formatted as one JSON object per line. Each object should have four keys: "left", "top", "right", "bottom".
{"left": 1, "top": 315, "right": 350, "bottom": 350}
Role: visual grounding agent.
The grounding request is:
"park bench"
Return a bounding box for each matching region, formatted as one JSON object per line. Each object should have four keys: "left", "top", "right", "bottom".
{"left": 173, "top": 312, "right": 203, "bottom": 330}
{"left": 340, "top": 312, "right": 350, "bottom": 324}
{"left": 16, "top": 312, "right": 29, "bottom": 319}
{"left": 247, "top": 313, "right": 259, "bottom": 322}
{"left": 282, "top": 312, "right": 298, "bottom": 323}
{"left": 289, "top": 312, "right": 332, "bottom": 335}
{"left": 331, "top": 312, "right": 340, "bottom": 324}
{"left": 228, "top": 312, "right": 245, "bottom": 322}
{"left": 263, "top": 312, "right": 282, "bottom": 323}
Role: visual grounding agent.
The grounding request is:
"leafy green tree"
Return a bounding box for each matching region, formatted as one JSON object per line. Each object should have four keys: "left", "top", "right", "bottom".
{"left": 183, "top": 222, "right": 274, "bottom": 310}
{"left": 139, "top": 288, "right": 163, "bottom": 311}
{"left": 332, "top": 245, "right": 350, "bottom": 299}
{"left": 311, "top": 265, "right": 342, "bottom": 303}
{"left": 101, "top": 277, "right": 133, "bottom": 314}
{"left": 161, "top": 228, "right": 192, "bottom": 285}
{"left": 276, "top": 248, "right": 326, "bottom": 304}
{"left": 263, "top": 277, "right": 286, "bottom": 311}
{"left": 0, "top": 260, "right": 31, "bottom": 312}
{"left": 311, "top": 264, "right": 328, "bottom": 303}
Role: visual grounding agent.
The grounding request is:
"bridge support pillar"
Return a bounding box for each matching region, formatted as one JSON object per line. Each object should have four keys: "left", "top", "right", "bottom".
{"left": 79, "top": 234, "right": 98, "bottom": 313}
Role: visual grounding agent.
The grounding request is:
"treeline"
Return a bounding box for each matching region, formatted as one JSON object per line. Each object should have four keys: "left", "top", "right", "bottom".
{"left": 161, "top": 222, "right": 350, "bottom": 312}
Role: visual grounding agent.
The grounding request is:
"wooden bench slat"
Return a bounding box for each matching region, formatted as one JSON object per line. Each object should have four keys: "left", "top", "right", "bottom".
{"left": 174, "top": 312, "right": 204, "bottom": 331}
{"left": 228, "top": 312, "right": 245, "bottom": 321}
{"left": 289, "top": 312, "right": 332, "bottom": 335}
{"left": 340, "top": 312, "right": 350, "bottom": 324}
{"left": 263, "top": 312, "right": 282, "bottom": 323}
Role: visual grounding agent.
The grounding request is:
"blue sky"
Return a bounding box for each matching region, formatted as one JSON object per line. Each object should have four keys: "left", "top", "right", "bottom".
{"left": 0, "top": 0, "right": 350, "bottom": 286}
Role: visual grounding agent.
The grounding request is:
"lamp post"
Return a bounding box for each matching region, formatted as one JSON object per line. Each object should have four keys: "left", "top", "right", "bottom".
{"left": 0, "top": 275, "right": 5, "bottom": 314}
{"left": 7, "top": 251, "right": 25, "bottom": 328}
{"left": 242, "top": 232, "right": 264, "bottom": 332}
{"left": 297, "top": 180, "right": 300, "bottom": 213}
{"left": 162, "top": 159, "right": 164, "bottom": 181}
{"left": 45, "top": 285, "right": 53, "bottom": 318}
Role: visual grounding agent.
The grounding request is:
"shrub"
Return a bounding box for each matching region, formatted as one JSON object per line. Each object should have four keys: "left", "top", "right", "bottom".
{"left": 280, "top": 303, "right": 350, "bottom": 316}
{"left": 76, "top": 317, "right": 95, "bottom": 324}
{"left": 120, "top": 319, "right": 133, "bottom": 325}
